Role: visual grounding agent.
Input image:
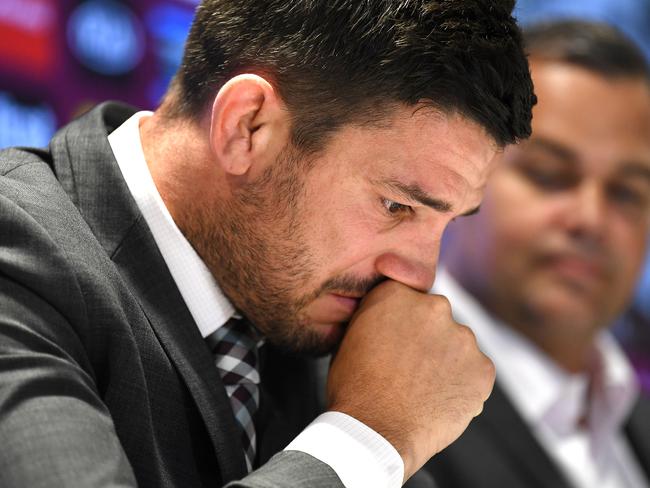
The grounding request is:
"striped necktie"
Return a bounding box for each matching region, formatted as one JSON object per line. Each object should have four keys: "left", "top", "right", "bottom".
{"left": 206, "top": 318, "right": 260, "bottom": 471}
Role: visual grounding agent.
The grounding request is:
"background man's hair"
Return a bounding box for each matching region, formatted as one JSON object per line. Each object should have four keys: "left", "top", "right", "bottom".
{"left": 168, "top": 0, "right": 535, "bottom": 152}
{"left": 524, "top": 20, "right": 650, "bottom": 81}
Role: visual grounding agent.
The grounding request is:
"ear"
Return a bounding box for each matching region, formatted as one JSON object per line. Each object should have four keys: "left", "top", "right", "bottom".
{"left": 208, "top": 74, "right": 289, "bottom": 177}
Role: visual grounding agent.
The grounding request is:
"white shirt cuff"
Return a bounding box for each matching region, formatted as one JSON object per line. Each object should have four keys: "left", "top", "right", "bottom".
{"left": 284, "top": 411, "right": 404, "bottom": 488}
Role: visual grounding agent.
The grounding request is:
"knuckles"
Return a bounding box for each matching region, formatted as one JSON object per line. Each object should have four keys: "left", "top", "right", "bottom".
{"left": 427, "top": 293, "right": 452, "bottom": 314}
{"left": 454, "top": 323, "right": 476, "bottom": 343}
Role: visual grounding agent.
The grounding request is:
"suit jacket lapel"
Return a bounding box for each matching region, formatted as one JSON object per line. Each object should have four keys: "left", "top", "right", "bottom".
{"left": 478, "top": 383, "right": 572, "bottom": 488}
{"left": 48, "top": 102, "right": 247, "bottom": 481}
{"left": 49, "top": 102, "right": 139, "bottom": 252}
{"left": 255, "top": 345, "right": 323, "bottom": 466}
{"left": 112, "top": 218, "right": 248, "bottom": 480}
{"left": 625, "top": 394, "right": 650, "bottom": 481}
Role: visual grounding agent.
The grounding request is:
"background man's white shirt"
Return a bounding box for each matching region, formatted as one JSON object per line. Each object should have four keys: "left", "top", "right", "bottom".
{"left": 433, "top": 269, "right": 648, "bottom": 488}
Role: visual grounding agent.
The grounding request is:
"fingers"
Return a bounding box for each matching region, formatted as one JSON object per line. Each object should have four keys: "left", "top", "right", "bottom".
{"left": 326, "top": 281, "right": 497, "bottom": 478}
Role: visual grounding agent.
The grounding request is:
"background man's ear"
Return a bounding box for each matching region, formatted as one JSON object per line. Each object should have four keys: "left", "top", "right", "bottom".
{"left": 209, "top": 74, "right": 290, "bottom": 178}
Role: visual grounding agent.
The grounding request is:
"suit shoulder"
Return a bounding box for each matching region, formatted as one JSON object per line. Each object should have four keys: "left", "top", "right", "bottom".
{"left": 0, "top": 186, "right": 89, "bottom": 329}
{"left": 0, "top": 146, "right": 53, "bottom": 176}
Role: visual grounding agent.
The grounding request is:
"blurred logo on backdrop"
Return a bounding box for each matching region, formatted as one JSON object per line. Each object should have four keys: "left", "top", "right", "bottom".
{"left": 67, "top": 0, "right": 145, "bottom": 76}
{"left": 0, "top": 0, "right": 57, "bottom": 78}
{"left": 0, "top": 92, "right": 56, "bottom": 149}
{"left": 146, "top": 3, "right": 194, "bottom": 105}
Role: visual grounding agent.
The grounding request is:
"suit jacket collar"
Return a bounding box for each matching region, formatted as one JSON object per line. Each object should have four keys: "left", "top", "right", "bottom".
{"left": 49, "top": 101, "right": 138, "bottom": 254}
{"left": 625, "top": 393, "right": 650, "bottom": 480}
{"left": 478, "top": 383, "right": 573, "bottom": 488}
{"left": 481, "top": 383, "right": 650, "bottom": 487}
{"left": 48, "top": 102, "right": 248, "bottom": 481}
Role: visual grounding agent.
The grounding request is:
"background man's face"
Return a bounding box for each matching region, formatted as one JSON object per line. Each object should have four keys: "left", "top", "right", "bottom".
{"left": 447, "top": 59, "right": 650, "bottom": 342}
{"left": 202, "top": 106, "right": 497, "bottom": 354}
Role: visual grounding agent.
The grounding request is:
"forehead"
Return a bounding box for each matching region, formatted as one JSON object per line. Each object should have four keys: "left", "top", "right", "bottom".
{"left": 348, "top": 106, "right": 498, "bottom": 192}
{"left": 527, "top": 59, "right": 650, "bottom": 172}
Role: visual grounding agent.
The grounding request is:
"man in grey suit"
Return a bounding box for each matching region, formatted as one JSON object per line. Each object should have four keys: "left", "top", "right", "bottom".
{"left": 0, "top": 1, "right": 535, "bottom": 486}
{"left": 423, "top": 21, "right": 650, "bottom": 488}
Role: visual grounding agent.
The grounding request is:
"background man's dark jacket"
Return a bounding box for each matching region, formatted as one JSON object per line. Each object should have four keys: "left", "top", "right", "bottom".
{"left": 423, "top": 382, "right": 650, "bottom": 488}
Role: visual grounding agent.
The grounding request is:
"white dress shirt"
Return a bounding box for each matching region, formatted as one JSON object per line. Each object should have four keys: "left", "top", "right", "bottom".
{"left": 108, "top": 111, "right": 403, "bottom": 488}
{"left": 433, "top": 269, "right": 648, "bottom": 488}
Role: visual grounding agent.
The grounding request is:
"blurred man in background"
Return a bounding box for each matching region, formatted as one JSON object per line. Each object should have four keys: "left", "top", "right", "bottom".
{"left": 423, "top": 20, "right": 650, "bottom": 488}
{"left": 0, "top": 1, "right": 535, "bottom": 487}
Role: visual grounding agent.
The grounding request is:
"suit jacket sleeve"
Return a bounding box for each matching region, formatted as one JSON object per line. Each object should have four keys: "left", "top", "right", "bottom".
{"left": 227, "top": 452, "right": 343, "bottom": 488}
{"left": 0, "top": 191, "right": 139, "bottom": 487}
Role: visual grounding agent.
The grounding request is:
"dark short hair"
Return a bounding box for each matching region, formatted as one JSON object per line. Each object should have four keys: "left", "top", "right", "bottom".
{"left": 524, "top": 20, "right": 650, "bottom": 80}
{"left": 169, "top": 0, "right": 535, "bottom": 152}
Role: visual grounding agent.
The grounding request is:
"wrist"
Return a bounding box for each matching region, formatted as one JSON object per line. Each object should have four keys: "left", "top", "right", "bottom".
{"left": 327, "top": 404, "right": 414, "bottom": 480}
{"left": 286, "top": 412, "right": 405, "bottom": 488}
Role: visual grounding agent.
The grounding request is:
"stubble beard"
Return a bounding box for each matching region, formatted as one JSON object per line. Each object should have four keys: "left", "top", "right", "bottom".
{"left": 182, "top": 147, "right": 337, "bottom": 355}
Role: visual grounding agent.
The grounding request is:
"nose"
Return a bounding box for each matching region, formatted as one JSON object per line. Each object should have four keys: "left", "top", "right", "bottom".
{"left": 374, "top": 245, "right": 439, "bottom": 292}
{"left": 565, "top": 182, "right": 607, "bottom": 243}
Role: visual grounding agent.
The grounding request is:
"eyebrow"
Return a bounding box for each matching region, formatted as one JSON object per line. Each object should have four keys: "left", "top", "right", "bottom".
{"left": 620, "top": 163, "right": 650, "bottom": 185}
{"left": 378, "top": 178, "right": 481, "bottom": 216}
{"left": 522, "top": 140, "right": 650, "bottom": 187}
{"left": 524, "top": 138, "right": 578, "bottom": 163}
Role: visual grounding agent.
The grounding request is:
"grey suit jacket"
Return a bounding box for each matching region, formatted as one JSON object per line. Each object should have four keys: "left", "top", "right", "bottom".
{"left": 422, "top": 382, "right": 650, "bottom": 488}
{"left": 0, "top": 102, "right": 343, "bottom": 487}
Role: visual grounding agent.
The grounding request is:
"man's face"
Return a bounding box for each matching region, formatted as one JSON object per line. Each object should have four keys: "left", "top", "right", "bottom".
{"left": 199, "top": 106, "right": 497, "bottom": 354}
{"left": 446, "top": 59, "right": 650, "bottom": 341}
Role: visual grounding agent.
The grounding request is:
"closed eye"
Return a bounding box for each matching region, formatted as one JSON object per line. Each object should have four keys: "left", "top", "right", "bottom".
{"left": 608, "top": 182, "right": 649, "bottom": 209}
{"left": 381, "top": 198, "right": 414, "bottom": 216}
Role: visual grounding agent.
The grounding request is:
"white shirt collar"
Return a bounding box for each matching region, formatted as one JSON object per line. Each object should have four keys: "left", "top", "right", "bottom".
{"left": 108, "top": 111, "right": 236, "bottom": 338}
{"left": 432, "top": 268, "right": 639, "bottom": 439}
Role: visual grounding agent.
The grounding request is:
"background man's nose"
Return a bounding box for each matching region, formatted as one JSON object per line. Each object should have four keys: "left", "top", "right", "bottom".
{"left": 565, "top": 182, "right": 608, "bottom": 243}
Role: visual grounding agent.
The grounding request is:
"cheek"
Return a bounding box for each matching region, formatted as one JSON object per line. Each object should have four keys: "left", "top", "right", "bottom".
{"left": 301, "top": 166, "right": 381, "bottom": 263}
{"left": 304, "top": 199, "right": 382, "bottom": 277}
{"left": 608, "top": 220, "right": 649, "bottom": 282}
{"left": 485, "top": 176, "right": 554, "bottom": 258}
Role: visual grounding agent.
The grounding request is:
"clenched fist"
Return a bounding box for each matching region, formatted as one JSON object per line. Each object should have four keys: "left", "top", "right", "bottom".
{"left": 327, "top": 280, "right": 495, "bottom": 481}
